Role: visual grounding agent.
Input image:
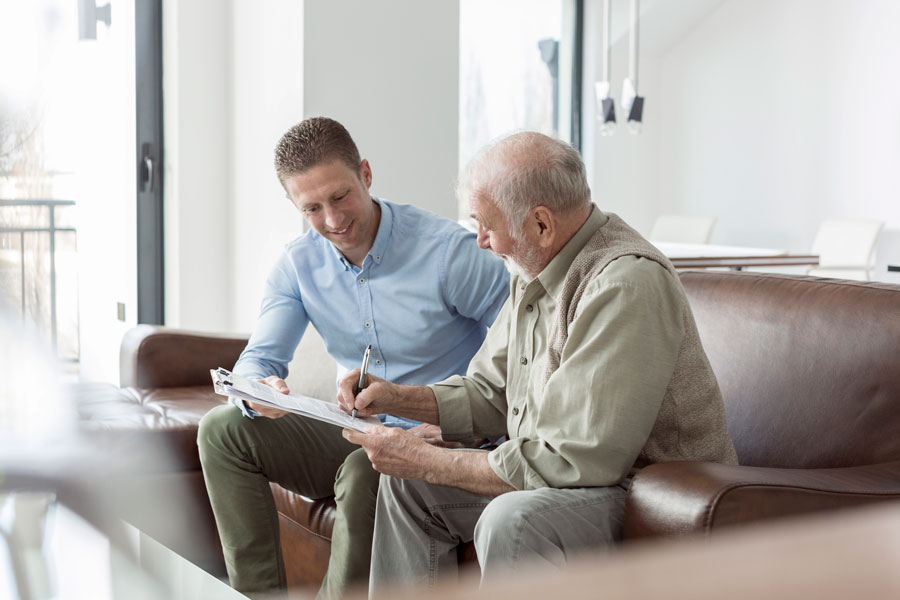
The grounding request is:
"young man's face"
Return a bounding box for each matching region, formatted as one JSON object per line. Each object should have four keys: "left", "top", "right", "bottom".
{"left": 285, "top": 159, "right": 379, "bottom": 265}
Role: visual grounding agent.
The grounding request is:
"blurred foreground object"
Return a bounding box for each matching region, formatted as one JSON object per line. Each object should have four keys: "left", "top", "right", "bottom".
{"left": 362, "top": 500, "right": 900, "bottom": 600}
{"left": 0, "top": 316, "right": 239, "bottom": 599}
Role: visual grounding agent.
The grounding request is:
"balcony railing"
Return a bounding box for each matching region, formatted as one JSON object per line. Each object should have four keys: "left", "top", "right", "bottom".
{"left": 0, "top": 199, "right": 79, "bottom": 361}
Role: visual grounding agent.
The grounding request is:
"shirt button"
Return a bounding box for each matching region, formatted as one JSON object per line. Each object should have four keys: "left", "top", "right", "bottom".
{"left": 375, "top": 255, "right": 380, "bottom": 260}
{"left": 365, "top": 322, "right": 372, "bottom": 328}
{"left": 359, "top": 278, "right": 365, "bottom": 284}
{"left": 519, "top": 356, "right": 528, "bottom": 365}
{"left": 512, "top": 407, "right": 519, "bottom": 416}
{"left": 375, "top": 359, "right": 382, "bottom": 365}
{"left": 525, "top": 304, "right": 533, "bottom": 312}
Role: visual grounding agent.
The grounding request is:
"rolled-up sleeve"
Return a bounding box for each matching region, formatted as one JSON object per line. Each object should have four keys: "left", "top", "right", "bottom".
{"left": 487, "top": 260, "right": 686, "bottom": 490}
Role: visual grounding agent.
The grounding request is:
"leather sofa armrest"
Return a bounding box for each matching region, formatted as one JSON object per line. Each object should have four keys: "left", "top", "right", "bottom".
{"left": 623, "top": 460, "right": 900, "bottom": 540}
{"left": 120, "top": 325, "right": 249, "bottom": 389}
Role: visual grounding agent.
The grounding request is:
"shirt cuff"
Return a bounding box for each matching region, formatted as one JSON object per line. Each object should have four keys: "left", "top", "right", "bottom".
{"left": 230, "top": 396, "right": 259, "bottom": 419}
{"left": 487, "top": 438, "right": 549, "bottom": 491}
{"left": 429, "top": 375, "right": 475, "bottom": 442}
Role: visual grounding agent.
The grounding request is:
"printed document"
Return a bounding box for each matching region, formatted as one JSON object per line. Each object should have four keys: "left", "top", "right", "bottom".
{"left": 210, "top": 367, "right": 379, "bottom": 432}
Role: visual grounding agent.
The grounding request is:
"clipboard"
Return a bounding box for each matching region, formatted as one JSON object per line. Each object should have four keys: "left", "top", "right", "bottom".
{"left": 210, "top": 367, "right": 380, "bottom": 432}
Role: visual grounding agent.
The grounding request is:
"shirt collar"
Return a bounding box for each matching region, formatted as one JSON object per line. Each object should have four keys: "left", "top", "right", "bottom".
{"left": 537, "top": 205, "right": 608, "bottom": 302}
{"left": 329, "top": 196, "right": 393, "bottom": 270}
{"left": 368, "top": 197, "right": 391, "bottom": 266}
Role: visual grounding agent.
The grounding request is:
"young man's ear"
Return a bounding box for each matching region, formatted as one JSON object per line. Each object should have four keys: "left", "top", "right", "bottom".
{"left": 359, "top": 159, "right": 373, "bottom": 189}
{"left": 531, "top": 206, "right": 556, "bottom": 248}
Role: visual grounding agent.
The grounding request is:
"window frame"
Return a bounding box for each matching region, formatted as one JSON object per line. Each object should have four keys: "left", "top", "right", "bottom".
{"left": 135, "top": 0, "right": 164, "bottom": 325}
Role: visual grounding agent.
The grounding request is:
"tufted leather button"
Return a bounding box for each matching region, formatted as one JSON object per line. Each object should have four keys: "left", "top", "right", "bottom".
{"left": 512, "top": 407, "right": 519, "bottom": 416}
{"left": 519, "top": 356, "right": 528, "bottom": 365}
{"left": 525, "top": 304, "right": 533, "bottom": 312}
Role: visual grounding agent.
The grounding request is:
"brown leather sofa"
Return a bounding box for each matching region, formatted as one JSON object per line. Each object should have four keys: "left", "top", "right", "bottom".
{"left": 81, "top": 271, "right": 900, "bottom": 589}
{"left": 623, "top": 271, "right": 900, "bottom": 537}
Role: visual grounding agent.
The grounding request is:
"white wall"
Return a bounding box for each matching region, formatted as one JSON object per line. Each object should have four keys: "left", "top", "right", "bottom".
{"left": 303, "top": 0, "right": 460, "bottom": 220}
{"left": 164, "top": 1, "right": 460, "bottom": 333}
{"left": 584, "top": 22, "right": 663, "bottom": 232}
{"left": 163, "top": 0, "right": 233, "bottom": 331}
{"left": 229, "top": 1, "right": 306, "bottom": 332}
{"left": 590, "top": 0, "right": 900, "bottom": 282}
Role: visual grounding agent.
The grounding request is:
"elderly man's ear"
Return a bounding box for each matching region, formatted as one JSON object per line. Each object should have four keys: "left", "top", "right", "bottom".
{"left": 530, "top": 206, "right": 557, "bottom": 249}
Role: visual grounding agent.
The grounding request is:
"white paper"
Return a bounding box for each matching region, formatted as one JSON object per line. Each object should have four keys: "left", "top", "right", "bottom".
{"left": 210, "top": 368, "right": 379, "bottom": 433}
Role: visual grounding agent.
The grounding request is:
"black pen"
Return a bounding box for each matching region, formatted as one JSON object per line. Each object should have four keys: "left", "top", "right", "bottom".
{"left": 352, "top": 344, "right": 372, "bottom": 419}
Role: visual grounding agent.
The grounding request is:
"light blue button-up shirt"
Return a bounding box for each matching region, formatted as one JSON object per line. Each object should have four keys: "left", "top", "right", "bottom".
{"left": 233, "top": 197, "right": 510, "bottom": 428}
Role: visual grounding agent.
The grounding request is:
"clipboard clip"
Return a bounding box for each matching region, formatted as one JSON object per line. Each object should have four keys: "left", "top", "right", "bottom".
{"left": 214, "top": 367, "right": 233, "bottom": 387}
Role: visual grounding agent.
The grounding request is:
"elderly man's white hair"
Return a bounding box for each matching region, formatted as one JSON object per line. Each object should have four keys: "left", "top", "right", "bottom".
{"left": 457, "top": 131, "right": 592, "bottom": 239}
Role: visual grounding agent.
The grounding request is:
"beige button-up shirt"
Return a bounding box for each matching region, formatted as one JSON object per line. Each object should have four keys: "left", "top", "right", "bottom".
{"left": 431, "top": 208, "right": 686, "bottom": 490}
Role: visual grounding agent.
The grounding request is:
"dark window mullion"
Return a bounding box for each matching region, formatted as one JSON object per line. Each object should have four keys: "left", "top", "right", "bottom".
{"left": 135, "top": 0, "right": 164, "bottom": 325}
{"left": 571, "top": 0, "right": 584, "bottom": 153}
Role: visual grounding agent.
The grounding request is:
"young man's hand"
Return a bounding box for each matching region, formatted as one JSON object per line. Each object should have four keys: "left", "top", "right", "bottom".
{"left": 247, "top": 376, "right": 291, "bottom": 419}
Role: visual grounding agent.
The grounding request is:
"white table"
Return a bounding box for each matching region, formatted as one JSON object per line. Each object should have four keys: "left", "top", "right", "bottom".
{"left": 653, "top": 242, "right": 819, "bottom": 270}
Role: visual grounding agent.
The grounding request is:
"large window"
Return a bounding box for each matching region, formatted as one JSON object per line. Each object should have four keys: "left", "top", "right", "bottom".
{"left": 459, "top": 0, "right": 582, "bottom": 219}
{"left": 0, "top": 0, "right": 163, "bottom": 382}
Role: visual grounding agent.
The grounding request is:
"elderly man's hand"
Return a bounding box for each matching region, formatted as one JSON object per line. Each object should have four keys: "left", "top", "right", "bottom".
{"left": 246, "top": 376, "right": 290, "bottom": 419}
{"left": 407, "top": 423, "right": 470, "bottom": 449}
{"left": 342, "top": 426, "right": 440, "bottom": 481}
{"left": 336, "top": 370, "right": 401, "bottom": 418}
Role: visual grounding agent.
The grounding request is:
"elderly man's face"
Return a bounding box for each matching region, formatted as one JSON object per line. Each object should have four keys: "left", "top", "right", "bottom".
{"left": 469, "top": 194, "right": 544, "bottom": 279}
{"left": 469, "top": 194, "right": 515, "bottom": 258}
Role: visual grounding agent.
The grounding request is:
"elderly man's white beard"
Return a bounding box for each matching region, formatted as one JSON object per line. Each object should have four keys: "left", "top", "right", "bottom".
{"left": 502, "top": 236, "right": 543, "bottom": 281}
{"left": 503, "top": 256, "right": 530, "bottom": 279}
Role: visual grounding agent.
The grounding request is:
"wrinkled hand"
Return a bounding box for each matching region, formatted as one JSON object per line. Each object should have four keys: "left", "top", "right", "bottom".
{"left": 407, "top": 423, "right": 467, "bottom": 449}
{"left": 337, "top": 369, "right": 399, "bottom": 418}
{"left": 247, "top": 376, "right": 290, "bottom": 419}
{"left": 342, "top": 426, "right": 440, "bottom": 480}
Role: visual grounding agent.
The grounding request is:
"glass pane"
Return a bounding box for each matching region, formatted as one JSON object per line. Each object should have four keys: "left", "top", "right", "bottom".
{"left": 54, "top": 203, "right": 76, "bottom": 228}
{"left": 23, "top": 231, "right": 52, "bottom": 347}
{"left": 0, "top": 205, "right": 50, "bottom": 228}
{"left": 2, "top": 1, "right": 138, "bottom": 375}
{"left": 459, "top": 0, "right": 573, "bottom": 219}
{"left": 55, "top": 230, "right": 79, "bottom": 360}
{"left": 0, "top": 232, "right": 23, "bottom": 315}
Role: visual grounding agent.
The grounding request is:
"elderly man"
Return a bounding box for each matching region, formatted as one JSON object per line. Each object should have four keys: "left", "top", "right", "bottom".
{"left": 197, "top": 117, "right": 509, "bottom": 599}
{"left": 339, "top": 131, "right": 738, "bottom": 590}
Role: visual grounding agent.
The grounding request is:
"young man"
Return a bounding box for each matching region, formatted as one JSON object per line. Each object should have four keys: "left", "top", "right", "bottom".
{"left": 197, "top": 117, "right": 509, "bottom": 598}
{"left": 339, "top": 132, "right": 738, "bottom": 591}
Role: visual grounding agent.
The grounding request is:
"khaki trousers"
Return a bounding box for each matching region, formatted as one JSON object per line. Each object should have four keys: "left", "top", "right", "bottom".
{"left": 370, "top": 469, "right": 628, "bottom": 595}
{"left": 197, "top": 404, "right": 379, "bottom": 599}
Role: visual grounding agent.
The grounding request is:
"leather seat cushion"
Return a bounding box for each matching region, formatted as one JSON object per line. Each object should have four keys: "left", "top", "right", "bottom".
{"left": 73, "top": 382, "right": 225, "bottom": 472}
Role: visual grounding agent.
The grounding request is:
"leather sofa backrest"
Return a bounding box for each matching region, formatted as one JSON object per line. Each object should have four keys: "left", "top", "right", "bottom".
{"left": 679, "top": 271, "right": 900, "bottom": 469}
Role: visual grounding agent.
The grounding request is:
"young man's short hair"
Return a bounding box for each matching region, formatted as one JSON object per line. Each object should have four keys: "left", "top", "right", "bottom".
{"left": 274, "top": 117, "right": 361, "bottom": 187}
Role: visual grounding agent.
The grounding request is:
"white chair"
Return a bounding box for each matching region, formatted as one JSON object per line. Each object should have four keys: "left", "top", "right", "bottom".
{"left": 807, "top": 218, "right": 884, "bottom": 281}
{"left": 649, "top": 215, "right": 717, "bottom": 244}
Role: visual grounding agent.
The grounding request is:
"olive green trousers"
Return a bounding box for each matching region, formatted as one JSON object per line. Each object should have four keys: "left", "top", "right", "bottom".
{"left": 197, "top": 404, "right": 378, "bottom": 599}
